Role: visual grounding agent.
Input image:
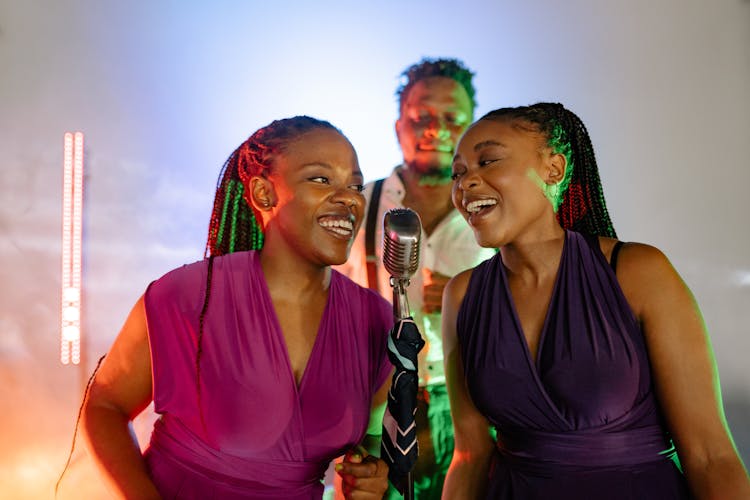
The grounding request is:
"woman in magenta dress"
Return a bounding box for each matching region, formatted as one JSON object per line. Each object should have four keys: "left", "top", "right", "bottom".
{"left": 441, "top": 103, "right": 750, "bottom": 498}
{"left": 82, "top": 116, "right": 392, "bottom": 499}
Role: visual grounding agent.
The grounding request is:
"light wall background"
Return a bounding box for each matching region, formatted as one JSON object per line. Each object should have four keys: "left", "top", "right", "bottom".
{"left": 1, "top": 1, "right": 748, "bottom": 498}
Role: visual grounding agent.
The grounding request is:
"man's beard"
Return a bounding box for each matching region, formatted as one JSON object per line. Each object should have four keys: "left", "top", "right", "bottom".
{"left": 406, "top": 162, "right": 453, "bottom": 187}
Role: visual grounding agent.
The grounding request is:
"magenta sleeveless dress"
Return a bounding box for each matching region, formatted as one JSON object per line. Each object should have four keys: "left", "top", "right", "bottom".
{"left": 142, "top": 251, "right": 393, "bottom": 499}
{"left": 457, "top": 231, "right": 690, "bottom": 499}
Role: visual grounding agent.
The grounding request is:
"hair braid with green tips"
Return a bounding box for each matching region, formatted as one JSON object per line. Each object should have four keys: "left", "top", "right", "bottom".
{"left": 481, "top": 103, "right": 617, "bottom": 238}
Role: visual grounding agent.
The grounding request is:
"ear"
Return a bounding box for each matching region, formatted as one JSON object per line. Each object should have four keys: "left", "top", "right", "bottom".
{"left": 394, "top": 118, "right": 404, "bottom": 143}
{"left": 245, "top": 175, "right": 276, "bottom": 213}
{"left": 545, "top": 152, "right": 567, "bottom": 185}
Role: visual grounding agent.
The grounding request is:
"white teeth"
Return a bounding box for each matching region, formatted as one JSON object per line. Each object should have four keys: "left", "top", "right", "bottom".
{"left": 320, "top": 218, "right": 353, "bottom": 232}
{"left": 466, "top": 199, "right": 497, "bottom": 213}
{"left": 327, "top": 227, "right": 351, "bottom": 236}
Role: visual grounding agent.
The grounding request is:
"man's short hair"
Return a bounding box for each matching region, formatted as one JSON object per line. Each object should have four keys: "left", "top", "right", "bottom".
{"left": 396, "top": 57, "right": 477, "bottom": 112}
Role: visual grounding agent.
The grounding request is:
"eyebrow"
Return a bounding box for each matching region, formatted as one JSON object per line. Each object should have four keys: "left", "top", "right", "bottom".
{"left": 473, "top": 140, "right": 508, "bottom": 152}
{"left": 300, "top": 162, "right": 333, "bottom": 170}
{"left": 300, "top": 163, "right": 363, "bottom": 178}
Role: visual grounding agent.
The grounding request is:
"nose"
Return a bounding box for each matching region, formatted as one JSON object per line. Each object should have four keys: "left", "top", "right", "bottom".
{"left": 330, "top": 187, "right": 360, "bottom": 208}
{"left": 456, "top": 170, "right": 482, "bottom": 191}
{"left": 424, "top": 117, "right": 451, "bottom": 140}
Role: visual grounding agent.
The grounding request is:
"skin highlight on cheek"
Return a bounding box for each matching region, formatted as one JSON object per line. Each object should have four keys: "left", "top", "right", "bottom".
{"left": 526, "top": 168, "right": 556, "bottom": 210}
{"left": 526, "top": 167, "right": 545, "bottom": 190}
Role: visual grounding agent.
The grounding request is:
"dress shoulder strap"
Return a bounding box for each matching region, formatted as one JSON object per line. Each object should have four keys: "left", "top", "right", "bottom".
{"left": 365, "top": 178, "right": 385, "bottom": 292}
{"left": 610, "top": 240, "right": 625, "bottom": 273}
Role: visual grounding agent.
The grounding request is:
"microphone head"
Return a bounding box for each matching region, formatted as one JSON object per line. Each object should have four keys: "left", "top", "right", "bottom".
{"left": 382, "top": 208, "right": 421, "bottom": 279}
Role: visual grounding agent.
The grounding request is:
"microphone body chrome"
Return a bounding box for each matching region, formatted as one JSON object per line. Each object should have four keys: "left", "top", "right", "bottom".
{"left": 382, "top": 208, "right": 422, "bottom": 320}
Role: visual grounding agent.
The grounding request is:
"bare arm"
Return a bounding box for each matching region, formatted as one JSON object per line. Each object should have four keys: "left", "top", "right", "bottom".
{"left": 336, "top": 377, "right": 391, "bottom": 499}
{"left": 360, "top": 375, "right": 390, "bottom": 456}
{"left": 616, "top": 243, "right": 750, "bottom": 499}
{"left": 441, "top": 270, "right": 495, "bottom": 499}
{"left": 81, "top": 295, "right": 161, "bottom": 499}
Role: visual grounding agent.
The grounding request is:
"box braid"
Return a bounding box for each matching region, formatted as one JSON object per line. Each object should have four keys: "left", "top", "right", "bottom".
{"left": 196, "top": 116, "right": 341, "bottom": 429}
{"left": 481, "top": 103, "right": 617, "bottom": 238}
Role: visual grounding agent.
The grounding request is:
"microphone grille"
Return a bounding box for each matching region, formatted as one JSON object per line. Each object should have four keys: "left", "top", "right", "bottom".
{"left": 382, "top": 208, "right": 421, "bottom": 279}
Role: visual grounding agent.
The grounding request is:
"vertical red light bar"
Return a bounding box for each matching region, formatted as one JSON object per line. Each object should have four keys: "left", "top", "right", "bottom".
{"left": 61, "top": 131, "right": 84, "bottom": 365}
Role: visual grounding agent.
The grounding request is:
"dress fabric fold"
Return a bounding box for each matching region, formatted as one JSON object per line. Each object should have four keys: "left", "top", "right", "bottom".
{"left": 143, "top": 250, "right": 393, "bottom": 499}
{"left": 457, "top": 231, "right": 690, "bottom": 499}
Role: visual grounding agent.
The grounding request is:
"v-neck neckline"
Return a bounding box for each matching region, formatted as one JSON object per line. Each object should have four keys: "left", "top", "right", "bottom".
{"left": 254, "top": 253, "right": 333, "bottom": 395}
{"left": 498, "top": 231, "right": 569, "bottom": 423}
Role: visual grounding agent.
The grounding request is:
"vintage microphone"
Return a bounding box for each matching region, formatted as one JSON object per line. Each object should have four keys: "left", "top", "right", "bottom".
{"left": 383, "top": 208, "right": 421, "bottom": 319}
{"left": 381, "top": 208, "right": 423, "bottom": 500}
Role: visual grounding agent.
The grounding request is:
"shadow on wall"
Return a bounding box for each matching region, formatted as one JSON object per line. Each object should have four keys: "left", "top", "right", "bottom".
{"left": 725, "top": 395, "right": 750, "bottom": 466}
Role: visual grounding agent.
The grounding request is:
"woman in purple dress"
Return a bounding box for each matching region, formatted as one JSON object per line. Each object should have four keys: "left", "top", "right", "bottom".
{"left": 81, "top": 116, "right": 392, "bottom": 499}
{"left": 441, "top": 103, "right": 750, "bottom": 499}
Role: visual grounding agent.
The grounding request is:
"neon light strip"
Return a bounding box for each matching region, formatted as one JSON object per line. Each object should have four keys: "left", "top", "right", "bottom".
{"left": 61, "top": 133, "right": 72, "bottom": 364}
{"left": 61, "top": 132, "right": 83, "bottom": 364}
{"left": 72, "top": 132, "right": 83, "bottom": 364}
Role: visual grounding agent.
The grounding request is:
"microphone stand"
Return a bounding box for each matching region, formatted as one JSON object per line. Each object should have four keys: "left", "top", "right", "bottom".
{"left": 391, "top": 278, "right": 411, "bottom": 320}
{"left": 391, "top": 276, "right": 415, "bottom": 500}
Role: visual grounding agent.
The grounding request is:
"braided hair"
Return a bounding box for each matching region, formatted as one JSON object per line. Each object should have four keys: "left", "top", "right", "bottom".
{"left": 205, "top": 115, "right": 341, "bottom": 257}
{"left": 481, "top": 103, "right": 617, "bottom": 238}
{"left": 396, "top": 57, "right": 477, "bottom": 113}
{"left": 197, "top": 116, "right": 341, "bottom": 429}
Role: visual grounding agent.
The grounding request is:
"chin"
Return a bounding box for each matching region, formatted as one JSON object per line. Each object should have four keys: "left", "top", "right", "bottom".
{"left": 475, "top": 237, "right": 499, "bottom": 249}
{"left": 327, "top": 256, "right": 348, "bottom": 267}
{"left": 320, "top": 248, "right": 350, "bottom": 267}
{"left": 472, "top": 228, "right": 503, "bottom": 249}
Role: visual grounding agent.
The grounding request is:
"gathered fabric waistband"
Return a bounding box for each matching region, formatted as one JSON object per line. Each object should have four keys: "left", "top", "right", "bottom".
{"left": 496, "top": 425, "right": 676, "bottom": 472}
{"left": 147, "top": 417, "right": 327, "bottom": 491}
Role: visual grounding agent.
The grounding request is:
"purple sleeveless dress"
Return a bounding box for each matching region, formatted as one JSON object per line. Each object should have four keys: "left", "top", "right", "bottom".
{"left": 142, "top": 251, "right": 393, "bottom": 499}
{"left": 457, "top": 231, "right": 690, "bottom": 499}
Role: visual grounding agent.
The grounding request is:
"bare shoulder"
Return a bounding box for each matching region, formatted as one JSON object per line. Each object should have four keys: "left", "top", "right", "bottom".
{"left": 444, "top": 267, "right": 474, "bottom": 303}
{"left": 595, "top": 236, "right": 667, "bottom": 265}
{"left": 600, "top": 237, "right": 685, "bottom": 318}
{"left": 612, "top": 240, "right": 674, "bottom": 276}
{"left": 442, "top": 267, "right": 476, "bottom": 350}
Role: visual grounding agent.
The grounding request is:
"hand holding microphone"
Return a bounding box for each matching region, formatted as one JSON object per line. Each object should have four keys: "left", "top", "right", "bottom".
{"left": 422, "top": 268, "right": 450, "bottom": 314}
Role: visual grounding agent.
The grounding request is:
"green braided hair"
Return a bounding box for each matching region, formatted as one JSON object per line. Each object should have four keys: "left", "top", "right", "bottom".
{"left": 205, "top": 115, "right": 342, "bottom": 257}
{"left": 481, "top": 103, "right": 617, "bottom": 239}
{"left": 396, "top": 57, "right": 477, "bottom": 114}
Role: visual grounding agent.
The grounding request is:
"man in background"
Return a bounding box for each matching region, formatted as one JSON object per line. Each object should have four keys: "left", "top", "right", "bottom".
{"left": 338, "top": 57, "right": 496, "bottom": 499}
